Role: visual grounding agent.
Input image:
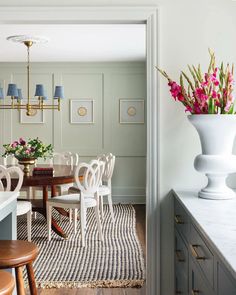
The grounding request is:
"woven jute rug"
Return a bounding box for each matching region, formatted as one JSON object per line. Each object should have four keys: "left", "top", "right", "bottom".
{"left": 17, "top": 204, "right": 145, "bottom": 288}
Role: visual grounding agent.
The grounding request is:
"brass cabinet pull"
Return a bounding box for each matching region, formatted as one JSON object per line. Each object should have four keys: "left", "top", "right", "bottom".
{"left": 175, "top": 250, "right": 185, "bottom": 262}
{"left": 190, "top": 244, "right": 206, "bottom": 260}
{"left": 191, "top": 289, "right": 200, "bottom": 295}
{"left": 175, "top": 214, "right": 184, "bottom": 224}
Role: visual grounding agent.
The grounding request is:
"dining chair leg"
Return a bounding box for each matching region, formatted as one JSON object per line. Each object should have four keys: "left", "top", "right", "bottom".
{"left": 95, "top": 204, "right": 104, "bottom": 242}
{"left": 108, "top": 193, "right": 115, "bottom": 222}
{"left": 100, "top": 195, "right": 104, "bottom": 220}
{"left": 47, "top": 203, "right": 52, "bottom": 241}
{"left": 15, "top": 266, "right": 26, "bottom": 295}
{"left": 74, "top": 208, "right": 77, "bottom": 234}
{"left": 27, "top": 209, "right": 32, "bottom": 242}
{"left": 69, "top": 209, "right": 72, "bottom": 223}
{"left": 26, "top": 262, "right": 37, "bottom": 295}
{"left": 80, "top": 205, "right": 85, "bottom": 247}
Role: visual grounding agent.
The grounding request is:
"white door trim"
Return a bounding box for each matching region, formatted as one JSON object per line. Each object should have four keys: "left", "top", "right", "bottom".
{"left": 0, "top": 7, "right": 160, "bottom": 294}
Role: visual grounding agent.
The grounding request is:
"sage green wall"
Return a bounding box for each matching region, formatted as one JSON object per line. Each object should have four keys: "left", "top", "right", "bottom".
{"left": 0, "top": 62, "right": 146, "bottom": 203}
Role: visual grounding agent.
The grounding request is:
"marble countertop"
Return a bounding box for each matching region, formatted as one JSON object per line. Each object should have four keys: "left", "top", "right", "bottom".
{"left": 0, "top": 191, "right": 18, "bottom": 212}
{"left": 174, "top": 190, "right": 236, "bottom": 280}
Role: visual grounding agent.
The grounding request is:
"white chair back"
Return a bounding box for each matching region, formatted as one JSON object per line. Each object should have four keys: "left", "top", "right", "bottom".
{"left": 50, "top": 152, "right": 72, "bottom": 166}
{"left": 2, "top": 155, "right": 18, "bottom": 166}
{"left": 50, "top": 151, "right": 79, "bottom": 167}
{"left": 0, "top": 165, "right": 23, "bottom": 192}
{"left": 74, "top": 160, "right": 104, "bottom": 196}
{"left": 98, "top": 153, "right": 115, "bottom": 182}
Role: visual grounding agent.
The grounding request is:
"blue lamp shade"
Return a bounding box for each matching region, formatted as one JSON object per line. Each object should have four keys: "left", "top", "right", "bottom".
{"left": 17, "top": 89, "right": 23, "bottom": 100}
{"left": 7, "top": 84, "right": 18, "bottom": 97}
{"left": 0, "top": 88, "right": 4, "bottom": 99}
{"left": 35, "top": 84, "right": 46, "bottom": 97}
{"left": 54, "top": 86, "right": 64, "bottom": 99}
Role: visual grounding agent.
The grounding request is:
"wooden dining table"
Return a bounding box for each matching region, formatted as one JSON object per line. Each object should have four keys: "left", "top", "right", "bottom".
{"left": 11, "top": 164, "right": 77, "bottom": 239}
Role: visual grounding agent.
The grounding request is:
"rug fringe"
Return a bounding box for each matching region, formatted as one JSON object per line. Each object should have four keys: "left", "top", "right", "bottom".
{"left": 36, "top": 279, "right": 145, "bottom": 289}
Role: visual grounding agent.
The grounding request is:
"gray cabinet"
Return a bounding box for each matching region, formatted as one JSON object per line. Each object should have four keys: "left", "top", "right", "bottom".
{"left": 174, "top": 194, "right": 236, "bottom": 295}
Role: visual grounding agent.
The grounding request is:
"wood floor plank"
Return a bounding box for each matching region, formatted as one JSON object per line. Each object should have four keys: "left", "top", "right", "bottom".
{"left": 102, "top": 288, "right": 125, "bottom": 295}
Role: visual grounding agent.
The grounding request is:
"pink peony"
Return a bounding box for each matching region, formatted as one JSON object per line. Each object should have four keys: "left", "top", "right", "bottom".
{"left": 11, "top": 141, "right": 18, "bottom": 148}
{"left": 25, "top": 149, "right": 31, "bottom": 154}
{"left": 19, "top": 138, "right": 26, "bottom": 146}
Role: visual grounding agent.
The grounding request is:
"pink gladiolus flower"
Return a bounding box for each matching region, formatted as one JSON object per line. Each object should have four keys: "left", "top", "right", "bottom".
{"left": 209, "top": 74, "right": 219, "bottom": 86}
{"left": 213, "top": 68, "right": 218, "bottom": 78}
{"left": 212, "top": 90, "right": 217, "bottom": 99}
{"left": 202, "top": 73, "right": 209, "bottom": 87}
{"left": 193, "top": 101, "right": 202, "bottom": 114}
{"left": 228, "top": 73, "right": 234, "bottom": 84}
{"left": 168, "top": 81, "right": 182, "bottom": 100}
{"left": 195, "top": 88, "right": 208, "bottom": 101}
{"left": 224, "top": 101, "right": 232, "bottom": 112}
{"left": 185, "top": 105, "right": 193, "bottom": 113}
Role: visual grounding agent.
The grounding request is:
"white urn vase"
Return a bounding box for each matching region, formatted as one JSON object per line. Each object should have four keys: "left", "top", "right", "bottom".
{"left": 188, "top": 115, "right": 236, "bottom": 200}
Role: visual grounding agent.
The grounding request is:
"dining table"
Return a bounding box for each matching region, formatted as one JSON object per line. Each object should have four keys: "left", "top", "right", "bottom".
{"left": 10, "top": 164, "right": 77, "bottom": 239}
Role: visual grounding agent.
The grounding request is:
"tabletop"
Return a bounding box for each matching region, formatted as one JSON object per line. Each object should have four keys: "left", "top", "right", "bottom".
{"left": 10, "top": 164, "right": 76, "bottom": 187}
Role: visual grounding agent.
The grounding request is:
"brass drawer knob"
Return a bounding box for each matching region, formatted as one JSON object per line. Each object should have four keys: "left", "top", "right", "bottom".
{"left": 191, "top": 289, "right": 200, "bottom": 295}
{"left": 175, "top": 214, "right": 184, "bottom": 224}
{"left": 190, "top": 244, "right": 206, "bottom": 260}
{"left": 175, "top": 250, "right": 185, "bottom": 262}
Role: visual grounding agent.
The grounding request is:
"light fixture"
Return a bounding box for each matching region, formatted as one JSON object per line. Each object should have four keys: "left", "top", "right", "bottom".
{"left": 0, "top": 35, "right": 65, "bottom": 116}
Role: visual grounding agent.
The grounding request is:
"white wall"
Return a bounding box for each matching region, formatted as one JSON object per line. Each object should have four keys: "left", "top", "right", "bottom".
{"left": 0, "top": 1, "right": 235, "bottom": 294}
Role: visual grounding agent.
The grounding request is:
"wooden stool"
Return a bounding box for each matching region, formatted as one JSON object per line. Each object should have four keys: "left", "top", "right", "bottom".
{"left": 0, "top": 270, "right": 15, "bottom": 295}
{"left": 0, "top": 241, "right": 39, "bottom": 295}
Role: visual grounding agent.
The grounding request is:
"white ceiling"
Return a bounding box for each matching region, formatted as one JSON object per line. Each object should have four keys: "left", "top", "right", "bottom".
{"left": 0, "top": 24, "right": 146, "bottom": 62}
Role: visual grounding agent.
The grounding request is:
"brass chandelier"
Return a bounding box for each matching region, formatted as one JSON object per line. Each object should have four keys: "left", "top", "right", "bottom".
{"left": 0, "top": 35, "right": 65, "bottom": 116}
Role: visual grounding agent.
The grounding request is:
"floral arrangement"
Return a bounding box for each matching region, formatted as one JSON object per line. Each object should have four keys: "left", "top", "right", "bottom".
{"left": 158, "top": 50, "right": 235, "bottom": 114}
{"left": 2, "top": 137, "right": 53, "bottom": 160}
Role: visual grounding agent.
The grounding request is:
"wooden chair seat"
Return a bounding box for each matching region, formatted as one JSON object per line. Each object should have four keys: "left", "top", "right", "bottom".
{"left": 0, "top": 240, "right": 39, "bottom": 295}
{"left": 0, "top": 241, "right": 38, "bottom": 268}
{"left": 0, "top": 270, "right": 15, "bottom": 295}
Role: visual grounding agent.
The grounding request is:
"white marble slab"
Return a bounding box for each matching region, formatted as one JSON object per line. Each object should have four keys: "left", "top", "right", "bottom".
{"left": 174, "top": 190, "right": 236, "bottom": 280}
{"left": 0, "top": 191, "right": 18, "bottom": 214}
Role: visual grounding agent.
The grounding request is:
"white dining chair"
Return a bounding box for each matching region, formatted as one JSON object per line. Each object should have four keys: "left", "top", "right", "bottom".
{"left": 47, "top": 160, "right": 104, "bottom": 247}
{"left": 0, "top": 165, "right": 32, "bottom": 241}
{"left": 2, "top": 155, "right": 32, "bottom": 200}
{"left": 97, "top": 153, "right": 115, "bottom": 222}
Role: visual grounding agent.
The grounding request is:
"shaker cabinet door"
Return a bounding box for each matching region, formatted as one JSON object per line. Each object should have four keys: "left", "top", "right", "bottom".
{"left": 218, "top": 263, "right": 236, "bottom": 295}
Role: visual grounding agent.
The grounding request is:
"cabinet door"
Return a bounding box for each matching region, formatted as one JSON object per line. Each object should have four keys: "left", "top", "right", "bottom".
{"left": 218, "top": 263, "right": 236, "bottom": 295}
{"left": 189, "top": 259, "right": 214, "bottom": 295}
{"left": 175, "top": 230, "right": 188, "bottom": 277}
{"left": 175, "top": 269, "right": 188, "bottom": 295}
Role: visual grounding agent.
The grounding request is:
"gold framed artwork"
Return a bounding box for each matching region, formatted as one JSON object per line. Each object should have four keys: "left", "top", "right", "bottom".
{"left": 70, "top": 99, "right": 94, "bottom": 124}
{"left": 20, "top": 100, "right": 44, "bottom": 124}
{"left": 119, "top": 99, "right": 145, "bottom": 124}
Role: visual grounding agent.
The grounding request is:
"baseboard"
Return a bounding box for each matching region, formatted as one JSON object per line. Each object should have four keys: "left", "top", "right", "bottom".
{"left": 109, "top": 195, "right": 146, "bottom": 204}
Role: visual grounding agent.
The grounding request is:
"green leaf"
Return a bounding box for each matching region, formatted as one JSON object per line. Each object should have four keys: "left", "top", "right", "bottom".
{"left": 208, "top": 98, "right": 215, "bottom": 114}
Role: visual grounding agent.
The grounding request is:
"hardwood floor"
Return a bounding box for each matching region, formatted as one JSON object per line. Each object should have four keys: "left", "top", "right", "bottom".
{"left": 27, "top": 205, "right": 146, "bottom": 295}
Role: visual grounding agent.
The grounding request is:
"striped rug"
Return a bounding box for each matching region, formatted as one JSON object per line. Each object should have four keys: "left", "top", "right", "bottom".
{"left": 17, "top": 204, "right": 145, "bottom": 288}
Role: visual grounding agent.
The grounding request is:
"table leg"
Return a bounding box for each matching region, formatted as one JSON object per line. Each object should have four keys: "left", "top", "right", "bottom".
{"left": 43, "top": 185, "right": 67, "bottom": 239}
